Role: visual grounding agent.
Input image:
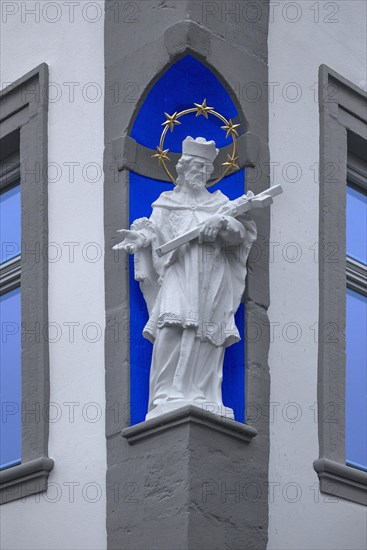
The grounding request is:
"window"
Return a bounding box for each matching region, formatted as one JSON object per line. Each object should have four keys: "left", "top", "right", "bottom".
{"left": 0, "top": 147, "right": 22, "bottom": 471}
{"left": 0, "top": 65, "right": 53, "bottom": 504}
{"left": 346, "top": 151, "right": 367, "bottom": 472}
{"left": 314, "top": 65, "right": 367, "bottom": 506}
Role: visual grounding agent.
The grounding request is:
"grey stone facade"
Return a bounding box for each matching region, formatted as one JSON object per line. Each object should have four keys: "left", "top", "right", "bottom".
{"left": 104, "top": 1, "right": 271, "bottom": 547}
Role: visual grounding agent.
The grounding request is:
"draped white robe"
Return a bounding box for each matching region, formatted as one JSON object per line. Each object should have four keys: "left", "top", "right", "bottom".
{"left": 131, "top": 187, "right": 257, "bottom": 420}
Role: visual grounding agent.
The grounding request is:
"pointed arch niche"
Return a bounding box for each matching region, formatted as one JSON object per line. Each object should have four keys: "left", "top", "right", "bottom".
{"left": 104, "top": 10, "right": 271, "bottom": 549}
{"left": 128, "top": 55, "right": 248, "bottom": 425}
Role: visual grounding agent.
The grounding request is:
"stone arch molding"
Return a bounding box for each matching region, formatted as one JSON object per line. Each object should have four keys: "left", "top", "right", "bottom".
{"left": 112, "top": 20, "right": 263, "bottom": 181}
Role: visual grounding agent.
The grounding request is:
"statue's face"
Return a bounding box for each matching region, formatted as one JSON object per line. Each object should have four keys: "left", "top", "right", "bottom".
{"left": 176, "top": 155, "right": 212, "bottom": 189}
{"left": 175, "top": 154, "right": 192, "bottom": 176}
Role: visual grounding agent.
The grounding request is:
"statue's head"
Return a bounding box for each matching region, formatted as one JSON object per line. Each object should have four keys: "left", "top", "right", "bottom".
{"left": 176, "top": 137, "right": 219, "bottom": 189}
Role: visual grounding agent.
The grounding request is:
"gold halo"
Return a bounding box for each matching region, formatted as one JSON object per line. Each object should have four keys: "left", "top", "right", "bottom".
{"left": 151, "top": 100, "right": 240, "bottom": 188}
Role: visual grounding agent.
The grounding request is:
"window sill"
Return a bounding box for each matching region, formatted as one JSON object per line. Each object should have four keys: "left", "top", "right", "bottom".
{"left": 0, "top": 456, "right": 54, "bottom": 504}
{"left": 314, "top": 457, "right": 367, "bottom": 506}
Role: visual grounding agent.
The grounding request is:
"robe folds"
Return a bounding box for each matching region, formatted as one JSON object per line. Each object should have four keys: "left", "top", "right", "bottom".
{"left": 131, "top": 187, "right": 257, "bottom": 419}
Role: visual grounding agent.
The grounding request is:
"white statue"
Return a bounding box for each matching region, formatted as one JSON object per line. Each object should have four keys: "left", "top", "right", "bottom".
{"left": 116, "top": 137, "right": 261, "bottom": 421}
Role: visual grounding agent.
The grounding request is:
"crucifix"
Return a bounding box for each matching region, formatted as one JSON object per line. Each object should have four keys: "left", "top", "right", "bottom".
{"left": 114, "top": 101, "right": 283, "bottom": 421}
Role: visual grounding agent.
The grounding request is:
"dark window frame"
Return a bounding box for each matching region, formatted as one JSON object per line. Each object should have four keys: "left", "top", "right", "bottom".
{"left": 0, "top": 64, "right": 53, "bottom": 504}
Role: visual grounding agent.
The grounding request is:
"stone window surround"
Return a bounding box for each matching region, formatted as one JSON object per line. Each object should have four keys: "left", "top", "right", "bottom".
{"left": 314, "top": 65, "right": 367, "bottom": 506}
{"left": 0, "top": 64, "right": 53, "bottom": 504}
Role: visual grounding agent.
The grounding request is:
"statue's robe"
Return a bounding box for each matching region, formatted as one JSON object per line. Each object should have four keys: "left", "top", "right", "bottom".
{"left": 131, "top": 187, "right": 257, "bottom": 419}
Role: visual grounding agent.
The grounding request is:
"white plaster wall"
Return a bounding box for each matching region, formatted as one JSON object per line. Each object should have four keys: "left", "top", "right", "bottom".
{"left": 0, "top": 2, "right": 107, "bottom": 549}
{"left": 268, "top": 1, "right": 366, "bottom": 549}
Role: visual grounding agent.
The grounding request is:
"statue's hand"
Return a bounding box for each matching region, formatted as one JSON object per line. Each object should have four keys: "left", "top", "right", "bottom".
{"left": 113, "top": 229, "right": 146, "bottom": 253}
{"left": 198, "top": 214, "right": 228, "bottom": 244}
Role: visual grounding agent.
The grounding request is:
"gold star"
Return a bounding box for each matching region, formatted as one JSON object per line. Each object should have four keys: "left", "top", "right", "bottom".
{"left": 151, "top": 146, "right": 171, "bottom": 163}
{"left": 162, "top": 112, "right": 181, "bottom": 132}
{"left": 194, "top": 99, "right": 214, "bottom": 118}
{"left": 222, "top": 153, "right": 239, "bottom": 173}
{"left": 221, "top": 119, "right": 240, "bottom": 139}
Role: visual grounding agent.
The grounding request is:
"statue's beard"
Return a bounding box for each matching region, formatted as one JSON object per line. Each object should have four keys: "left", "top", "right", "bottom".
{"left": 179, "top": 169, "right": 207, "bottom": 191}
{"left": 188, "top": 177, "right": 204, "bottom": 190}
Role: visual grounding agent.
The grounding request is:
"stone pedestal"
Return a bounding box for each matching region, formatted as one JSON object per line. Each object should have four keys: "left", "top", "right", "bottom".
{"left": 107, "top": 406, "right": 267, "bottom": 550}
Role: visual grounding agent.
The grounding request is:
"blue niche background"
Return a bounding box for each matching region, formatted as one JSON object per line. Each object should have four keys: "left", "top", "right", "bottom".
{"left": 129, "top": 56, "right": 246, "bottom": 425}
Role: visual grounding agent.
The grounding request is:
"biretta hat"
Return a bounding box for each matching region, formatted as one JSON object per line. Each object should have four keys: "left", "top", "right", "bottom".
{"left": 182, "top": 136, "right": 219, "bottom": 162}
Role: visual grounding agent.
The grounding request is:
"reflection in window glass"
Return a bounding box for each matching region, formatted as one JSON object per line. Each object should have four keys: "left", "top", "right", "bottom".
{"left": 0, "top": 184, "right": 21, "bottom": 264}
{"left": 346, "top": 288, "right": 367, "bottom": 471}
{"left": 346, "top": 185, "right": 367, "bottom": 265}
{"left": 0, "top": 287, "right": 21, "bottom": 469}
